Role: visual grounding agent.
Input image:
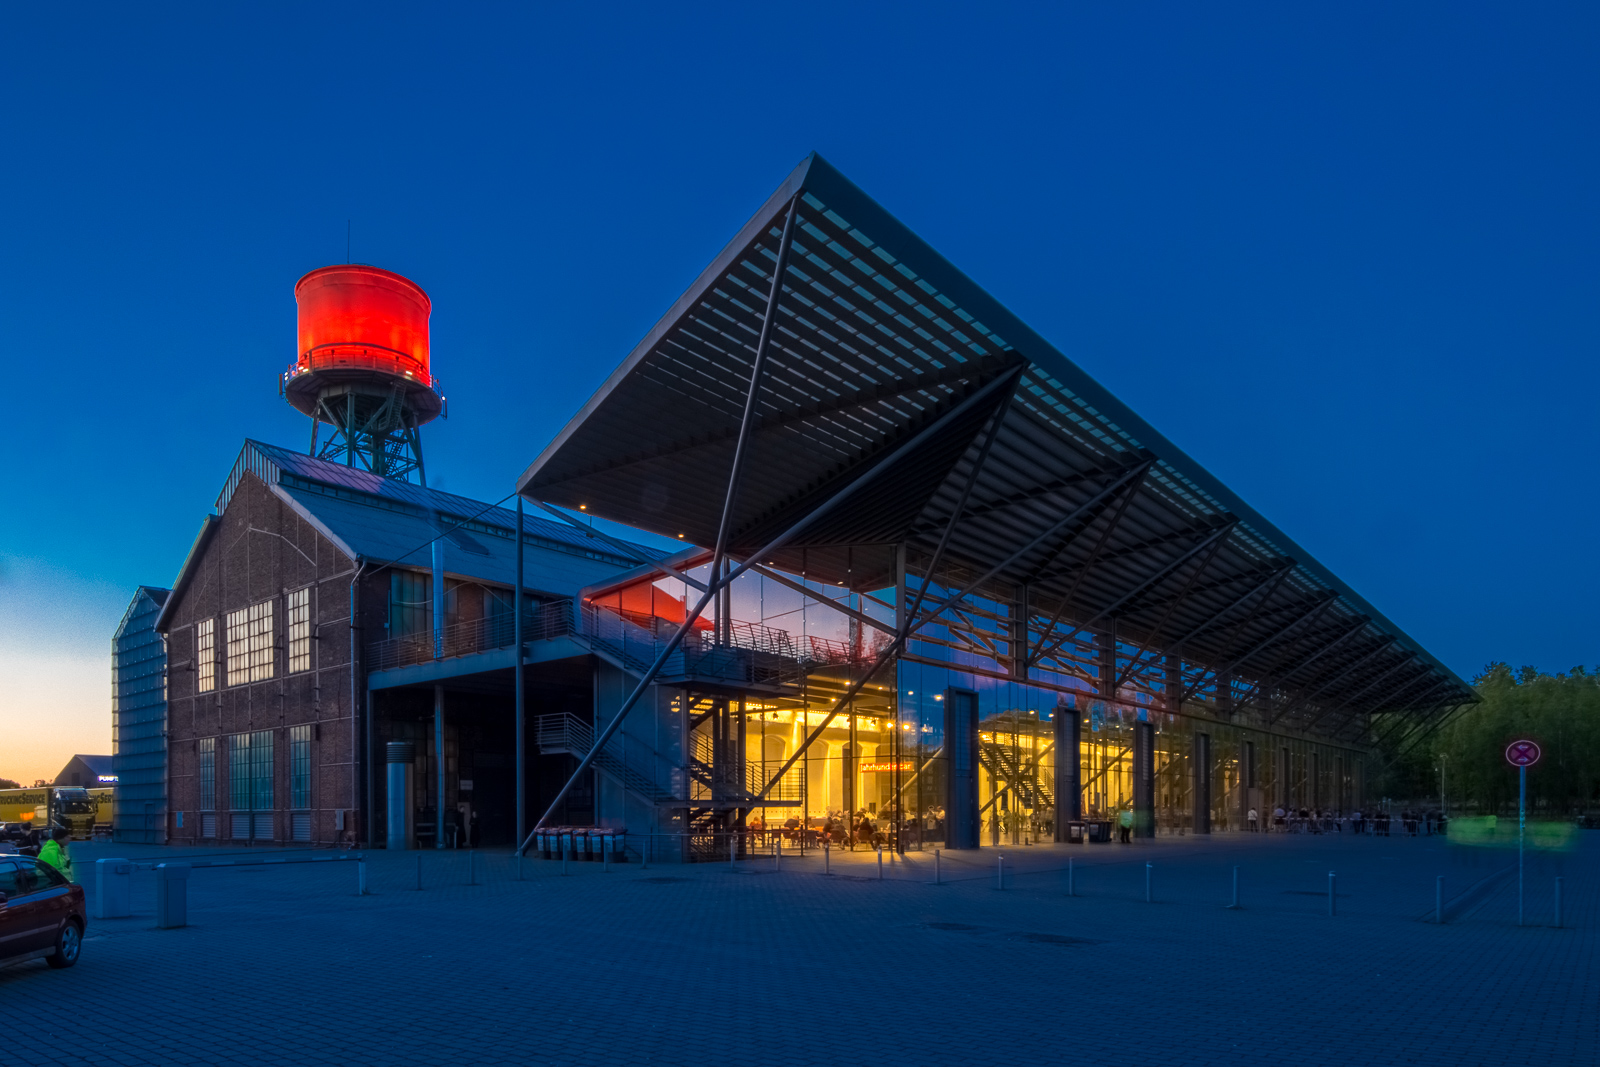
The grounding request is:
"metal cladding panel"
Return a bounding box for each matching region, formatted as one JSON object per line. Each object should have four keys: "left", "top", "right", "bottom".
{"left": 113, "top": 586, "right": 170, "bottom": 843}
{"left": 516, "top": 153, "right": 1472, "bottom": 723}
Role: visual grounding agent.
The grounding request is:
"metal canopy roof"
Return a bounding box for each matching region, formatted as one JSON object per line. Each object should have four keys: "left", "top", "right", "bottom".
{"left": 519, "top": 153, "right": 1472, "bottom": 735}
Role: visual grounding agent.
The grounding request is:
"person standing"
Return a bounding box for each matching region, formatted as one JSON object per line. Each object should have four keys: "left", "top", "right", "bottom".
{"left": 1247, "top": 807, "right": 1259, "bottom": 832}
{"left": 1118, "top": 807, "right": 1134, "bottom": 843}
{"left": 38, "top": 828, "right": 75, "bottom": 883}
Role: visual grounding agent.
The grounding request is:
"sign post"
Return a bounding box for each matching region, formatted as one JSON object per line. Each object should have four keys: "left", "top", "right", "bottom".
{"left": 1505, "top": 740, "right": 1541, "bottom": 926}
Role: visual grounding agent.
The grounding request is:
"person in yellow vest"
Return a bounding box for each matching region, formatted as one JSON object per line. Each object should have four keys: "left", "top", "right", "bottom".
{"left": 1118, "top": 808, "right": 1134, "bottom": 843}
{"left": 39, "top": 828, "right": 75, "bottom": 883}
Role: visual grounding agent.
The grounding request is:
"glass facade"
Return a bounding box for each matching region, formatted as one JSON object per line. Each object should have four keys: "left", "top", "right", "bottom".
{"left": 687, "top": 573, "right": 1370, "bottom": 849}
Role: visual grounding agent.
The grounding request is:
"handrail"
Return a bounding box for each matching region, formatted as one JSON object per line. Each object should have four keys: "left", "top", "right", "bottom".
{"left": 366, "top": 598, "right": 828, "bottom": 686}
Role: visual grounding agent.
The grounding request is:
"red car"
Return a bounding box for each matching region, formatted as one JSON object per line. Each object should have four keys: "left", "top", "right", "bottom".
{"left": 0, "top": 855, "right": 84, "bottom": 970}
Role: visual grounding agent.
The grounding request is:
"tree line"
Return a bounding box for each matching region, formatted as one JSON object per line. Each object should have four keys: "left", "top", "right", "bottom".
{"left": 1374, "top": 663, "right": 1600, "bottom": 813}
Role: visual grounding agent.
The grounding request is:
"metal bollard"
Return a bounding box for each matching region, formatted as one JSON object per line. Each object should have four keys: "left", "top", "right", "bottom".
{"left": 358, "top": 859, "right": 368, "bottom": 896}
{"left": 562, "top": 845, "right": 569, "bottom": 876}
{"left": 1145, "top": 862, "right": 1152, "bottom": 903}
{"left": 1436, "top": 876, "right": 1444, "bottom": 924}
{"left": 997, "top": 854, "right": 1005, "bottom": 890}
{"left": 824, "top": 840, "right": 831, "bottom": 875}
{"left": 517, "top": 853, "right": 523, "bottom": 882}
{"left": 1328, "top": 871, "right": 1337, "bottom": 916}
{"left": 730, "top": 834, "right": 737, "bottom": 871}
{"left": 1555, "top": 877, "right": 1563, "bottom": 928}
{"left": 603, "top": 840, "right": 611, "bottom": 873}
{"left": 470, "top": 850, "right": 477, "bottom": 885}
{"left": 155, "top": 863, "right": 191, "bottom": 928}
{"left": 416, "top": 853, "right": 423, "bottom": 890}
{"left": 93, "top": 858, "right": 133, "bottom": 919}
{"left": 934, "top": 848, "right": 940, "bottom": 885}
{"left": 1067, "top": 856, "right": 1074, "bottom": 898}
{"left": 1230, "top": 866, "right": 1239, "bottom": 909}
{"left": 776, "top": 837, "right": 782, "bottom": 871}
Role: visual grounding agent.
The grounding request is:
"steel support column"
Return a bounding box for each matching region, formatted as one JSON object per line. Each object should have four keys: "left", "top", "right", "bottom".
{"left": 514, "top": 495, "right": 525, "bottom": 851}
{"left": 1133, "top": 720, "right": 1155, "bottom": 838}
{"left": 1054, "top": 698, "right": 1081, "bottom": 839}
{"left": 433, "top": 684, "right": 446, "bottom": 850}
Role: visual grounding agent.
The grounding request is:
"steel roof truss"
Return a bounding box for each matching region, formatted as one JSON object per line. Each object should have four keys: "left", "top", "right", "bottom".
{"left": 1271, "top": 635, "right": 1398, "bottom": 726}
{"left": 901, "top": 366, "right": 1021, "bottom": 626}
{"left": 524, "top": 355, "right": 1016, "bottom": 846}
{"left": 1110, "top": 525, "right": 1237, "bottom": 690}
{"left": 1024, "top": 465, "right": 1152, "bottom": 666}
{"left": 1031, "top": 521, "right": 1234, "bottom": 676}
{"left": 1302, "top": 657, "right": 1424, "bottom": 734}
{"left": 1208, "top": 595, "right": 1339, "bottom": 709}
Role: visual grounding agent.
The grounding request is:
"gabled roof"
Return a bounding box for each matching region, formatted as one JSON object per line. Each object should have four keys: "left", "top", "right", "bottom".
{"left": 519, "top": 153, "right": 1472, "bottom": 733}
{"left": 158, "top": 440, "right": 662, "bottom": 632}
{"left": 114, "top": 586, "right": 169, "bottom": 643}
{"left": 67, "top": 754, "right": 114, "bottom": 777}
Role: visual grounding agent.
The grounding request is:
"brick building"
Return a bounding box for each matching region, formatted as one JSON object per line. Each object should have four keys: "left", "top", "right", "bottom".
{"left": 154, "top": 439, "right": 649, "bottom": 847}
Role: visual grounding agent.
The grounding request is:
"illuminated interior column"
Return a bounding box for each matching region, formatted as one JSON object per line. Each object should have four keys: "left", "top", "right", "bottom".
{"left": 1192, "top": 731, "right": 1211, "bottom": 834}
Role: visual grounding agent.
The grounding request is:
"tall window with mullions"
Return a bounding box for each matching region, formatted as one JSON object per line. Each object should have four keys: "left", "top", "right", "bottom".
{"left": 290, "top": 725, "right": 312, "bottom": 841}
{"left": 198, "top": 737, "right": 216, "bottom": 838}
{"left": 287, "top": 588, "right": 311, "bottom": 674}
{"left": 228, "top": 731, "right": 275, "bottom": 840}
{"left": 388, "top": 571, "right": 457, "bottom": 639}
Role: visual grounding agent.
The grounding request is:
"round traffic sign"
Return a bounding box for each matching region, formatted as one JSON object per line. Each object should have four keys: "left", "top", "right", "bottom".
{"left": 1505, "top": 739, "right": 1541, "bottom": 767}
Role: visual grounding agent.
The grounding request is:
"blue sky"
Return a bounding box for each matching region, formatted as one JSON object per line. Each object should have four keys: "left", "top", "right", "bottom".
{"left": 2, "top": 3, "right": 1595, "bottom": 780}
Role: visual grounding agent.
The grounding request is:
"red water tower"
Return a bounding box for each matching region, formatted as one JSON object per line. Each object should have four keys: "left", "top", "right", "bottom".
{"left": 280, "top": 264, "right": 445, "bottom": 483}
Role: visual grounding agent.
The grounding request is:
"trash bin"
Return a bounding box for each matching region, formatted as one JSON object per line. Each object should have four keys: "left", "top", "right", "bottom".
{"left": 1066, "top": 821, "right": 1086, "bottom": 843}
{"left": 1086, "top": 820, "right": 1114, "bottom": 843}
{"left": 155, "top": 862, "right": 191, "bottom": 929}
{"left": 93, "top": 858, "right": 133, "bottom": 919}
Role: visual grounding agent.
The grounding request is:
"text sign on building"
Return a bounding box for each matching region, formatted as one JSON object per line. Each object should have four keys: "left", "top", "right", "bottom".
{"left": 1505, "top": 740, "right": 1541, "bottom": 767}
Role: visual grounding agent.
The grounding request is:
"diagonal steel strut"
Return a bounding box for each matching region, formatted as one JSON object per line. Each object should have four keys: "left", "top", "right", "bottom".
{"left": 518, "top": 364, "right": 1022, "bottom": 850}
{"left": 752, "top": 464, "right": 1149, "bottom": 802}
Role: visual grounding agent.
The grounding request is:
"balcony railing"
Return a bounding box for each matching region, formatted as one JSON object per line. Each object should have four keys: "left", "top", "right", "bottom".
{"left": 365, "top": 599, "right": 819, "bottom": 687}
{"left": 366, "top": 601, "right": 575, "bottom": 672}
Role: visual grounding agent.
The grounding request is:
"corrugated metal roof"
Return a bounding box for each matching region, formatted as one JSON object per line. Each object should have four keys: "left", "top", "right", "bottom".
{"left": 198, "top": 439, "right": 664, "bottom": 598}
{"left": 275, "top": 483, "right": 638, "bottom": 596}
{"left": 519, "top": 153, "right": 1473, "bottom": 739}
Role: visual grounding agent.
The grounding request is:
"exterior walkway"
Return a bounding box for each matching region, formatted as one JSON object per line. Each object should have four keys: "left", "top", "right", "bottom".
{"left": 11, "top": 830, "right": 1595, "bottom": 1066}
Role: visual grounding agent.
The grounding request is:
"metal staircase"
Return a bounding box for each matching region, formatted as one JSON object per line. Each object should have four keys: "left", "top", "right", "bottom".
{"left": 534, "top": 713, "right": 679, "bottom": 805}
{"left": 979, "top": 742, "right": 1055, "bottom": 810}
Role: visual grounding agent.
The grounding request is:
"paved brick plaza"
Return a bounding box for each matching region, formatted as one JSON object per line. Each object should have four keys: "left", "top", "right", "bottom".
{"left": 9, "top": 830, "right": 1594, "bottom": 1066}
